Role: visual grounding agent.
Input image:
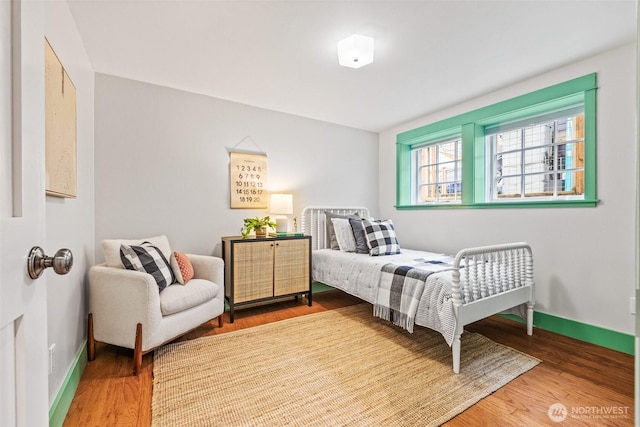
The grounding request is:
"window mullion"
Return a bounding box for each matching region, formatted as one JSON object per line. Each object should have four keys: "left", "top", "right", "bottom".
{"left": 553, "top": 120, "right": 558, "bottom": 197}
{"left": 520, "top": 128, "right": 525, "bottom": 198}
{"left": 413, "top": 151, "right": 419, "bottom": 204}
{"left": 455, "top": 140, "right": 460, "bottom": 202}
{"left": 435, "top": 145, "right": 440, "bottom": 202}
{"left": 463, "top": 122, "right": 480, "bottom": 205}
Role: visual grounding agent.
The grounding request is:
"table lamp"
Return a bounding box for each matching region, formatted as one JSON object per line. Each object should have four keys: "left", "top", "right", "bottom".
{"left": 270, "top": 194, "right": 293, "bottom": 233}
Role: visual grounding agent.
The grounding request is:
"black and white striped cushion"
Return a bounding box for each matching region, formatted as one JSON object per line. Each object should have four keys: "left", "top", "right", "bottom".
{"left": 362, "top": 219, "right": 401, "bottom": 256}
{"left": 120, "top": 242, "right": 175, "bottom": 291}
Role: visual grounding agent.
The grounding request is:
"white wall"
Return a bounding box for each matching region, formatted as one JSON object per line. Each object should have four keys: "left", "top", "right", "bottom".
{"left": 44, "top": 1, "right": 95, "bottom": 407}
{"left": 94, "top": 74, "right": 378, "bottom": 259}
{"left": 379, "top": 43, "right": 637, "bottom": 335}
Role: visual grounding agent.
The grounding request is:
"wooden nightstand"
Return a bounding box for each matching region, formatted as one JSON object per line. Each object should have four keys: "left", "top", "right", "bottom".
{"left": 221, "top": 235, "right": 312, "bottom": 323}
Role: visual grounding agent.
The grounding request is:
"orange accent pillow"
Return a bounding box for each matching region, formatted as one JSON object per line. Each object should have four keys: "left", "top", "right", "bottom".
{"left": 172, "top": 251, "right": 194, "bottom": 284}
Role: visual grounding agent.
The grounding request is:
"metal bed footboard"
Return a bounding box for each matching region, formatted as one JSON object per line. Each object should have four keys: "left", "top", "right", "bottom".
{"left": 450, "top": 242, "right": 535, "bottom": 373}
{"left": 452, "top": 243, "right": 534, "bottom": 307}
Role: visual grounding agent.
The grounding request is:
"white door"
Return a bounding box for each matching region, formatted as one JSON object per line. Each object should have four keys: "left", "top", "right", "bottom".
{"left": 1, "top": 0, "right": 49, "bottom": 426}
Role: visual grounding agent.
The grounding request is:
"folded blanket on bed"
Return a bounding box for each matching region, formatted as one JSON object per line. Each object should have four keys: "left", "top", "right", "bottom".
{"left": 374, "top": 264, "right": 428, "bottom": 333}
{"left": 374, "top": 260, "right": 456, "bottom": 333}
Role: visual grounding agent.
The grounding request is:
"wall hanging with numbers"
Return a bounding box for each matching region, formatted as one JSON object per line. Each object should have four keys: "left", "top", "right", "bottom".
{"left": 229, "top": 151, "right": 268, "bottom": 209}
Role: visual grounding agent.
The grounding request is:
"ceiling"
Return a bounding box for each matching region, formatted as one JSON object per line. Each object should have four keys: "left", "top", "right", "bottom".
{"left": 67, "top": 0, "right": 637, "bottom": 133}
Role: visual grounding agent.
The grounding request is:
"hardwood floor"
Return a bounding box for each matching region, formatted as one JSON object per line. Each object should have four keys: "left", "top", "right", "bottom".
{"left": 64, "top": 290, "right": 634, "bottom": 427}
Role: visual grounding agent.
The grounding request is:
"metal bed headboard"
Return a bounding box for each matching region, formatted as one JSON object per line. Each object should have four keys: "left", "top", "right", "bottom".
{"left": 301, "top": 206, "right": 370, "bottom": 250}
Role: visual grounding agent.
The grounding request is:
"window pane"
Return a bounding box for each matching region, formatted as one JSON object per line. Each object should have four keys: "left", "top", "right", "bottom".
{"left": 500, "top": 151, "right": 521, "bottom": 176}
{"left": 419, "top": 165, "right": 438, "bottom": 185}
{"left": 523, "top": 125, "right": 550, "bottom": 148}
{"left": 420, "top": 184, "right": 438, "bottom": 202}
{"left": 488, "top": 111, "right": 584, "bottom": 202}
{"left": 560, "top": 170, "right": 584, "bottom": 196}
{"left": 557, "top": 142, "right": 583, "bottom": 170}
{"left": 439, "top": 141, "right": 458, "bottom": 160}
{"left": 498, "top": 130, "right": 521, "bottom": 151}
{"left": 555, "top": 116, "right": 579, "bottom": 143}
{"left": 524, "top": 147, "right": 549, "bottom": 174}
{"left": 420, "top": 146, "right": 437, "bottom": 163}
{"left": 524, "top": 173, "right": 553, "bottom": 197}
{"left": 412, "top": 137, "right": 461, "bottom": 204}
{"left": 497, "top": 176, "right": 521, "bottom": 198}
{"left": 441, "top": 182, "right": 461, "bottom": 201}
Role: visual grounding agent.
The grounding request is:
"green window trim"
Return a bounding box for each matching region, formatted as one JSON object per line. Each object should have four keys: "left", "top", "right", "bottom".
{"left": 396, "top": 73, "right": 598, "bottom": 209}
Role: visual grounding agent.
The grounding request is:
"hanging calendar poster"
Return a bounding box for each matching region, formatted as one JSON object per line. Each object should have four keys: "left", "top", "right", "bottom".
{"left": 230, "top": 152, "right": 268, "bottom": 209}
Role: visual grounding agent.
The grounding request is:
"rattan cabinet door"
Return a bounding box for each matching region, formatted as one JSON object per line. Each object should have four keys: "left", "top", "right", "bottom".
{"left": 273, "top": 239, "right": 310, "bottom": 297}
{"left": 232, "top": 240, "right": 274, "bottom": 303}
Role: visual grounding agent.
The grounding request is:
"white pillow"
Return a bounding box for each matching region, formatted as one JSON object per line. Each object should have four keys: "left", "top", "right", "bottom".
{"left": 331, "top": 218, "right": 356, "bottom": 252}
{"left": 101, "top": 235, "right": 172, "bottom": 268}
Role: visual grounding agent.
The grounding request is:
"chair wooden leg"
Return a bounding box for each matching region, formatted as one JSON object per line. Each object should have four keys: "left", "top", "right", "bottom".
{"left": 217, "top": 313, "right": 224, "bottom": 328}
{"left": 87, "top": 313, "right": 95, "bottom": 361}
{"left": 134, "top": 323, "right": 143, "bottom": 376}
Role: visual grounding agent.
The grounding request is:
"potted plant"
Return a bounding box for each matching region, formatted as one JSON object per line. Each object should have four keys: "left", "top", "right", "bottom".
{"left": 241, "top": 216, "right": 277, "bottom": 239}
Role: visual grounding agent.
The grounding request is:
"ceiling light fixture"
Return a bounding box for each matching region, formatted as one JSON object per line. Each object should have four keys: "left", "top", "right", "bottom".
{"left": 337, "top": 34, "right": 374, "bottom": 69}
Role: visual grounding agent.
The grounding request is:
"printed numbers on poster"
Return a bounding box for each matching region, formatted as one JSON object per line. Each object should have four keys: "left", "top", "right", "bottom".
{"left": 230, "top": 152, "right": 268, "bottom": 209}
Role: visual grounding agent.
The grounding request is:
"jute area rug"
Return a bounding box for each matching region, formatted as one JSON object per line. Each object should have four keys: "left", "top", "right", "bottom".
{"left": 152, "top": 304, "right": 539, "bottom": 427}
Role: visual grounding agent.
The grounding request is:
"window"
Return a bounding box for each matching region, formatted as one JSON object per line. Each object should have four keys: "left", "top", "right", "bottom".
{"left": 413, "top": 137, "right": 462, "bottom": 204}
{"left": 396, "top": 74, "right": 597, "bottom": 209}
{"left": 486, "top": 107, "right": 585, "bottom": 201}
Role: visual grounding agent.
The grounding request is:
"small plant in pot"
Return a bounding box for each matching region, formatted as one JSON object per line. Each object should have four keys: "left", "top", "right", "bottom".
{"left": 241, "top": 216, "right": 277, "bottom": 239}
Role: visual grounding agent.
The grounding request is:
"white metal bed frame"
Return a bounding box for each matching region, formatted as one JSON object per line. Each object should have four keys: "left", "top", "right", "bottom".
{"left": 301, "top": 206, "right": 535, "bottom": 373}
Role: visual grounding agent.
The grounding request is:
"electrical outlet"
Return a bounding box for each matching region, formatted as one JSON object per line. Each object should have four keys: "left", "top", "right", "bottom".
{"left": 49, "top": 344, "right": 56, "bottom": 375}
{"left": 630, "top": 297, "right": 636, "bottom": 316}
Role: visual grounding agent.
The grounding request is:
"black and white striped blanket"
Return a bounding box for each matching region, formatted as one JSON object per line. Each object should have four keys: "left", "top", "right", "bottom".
{"left": 373, "top": 259, "right": 456, "bottom": 333}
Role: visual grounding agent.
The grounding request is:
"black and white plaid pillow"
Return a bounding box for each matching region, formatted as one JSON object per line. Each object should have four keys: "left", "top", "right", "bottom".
{"left": 362, "top": 219, "right": 401, "bottom": 256}
{"left": 120, "top": 242, "right": 175, "bottom": 291}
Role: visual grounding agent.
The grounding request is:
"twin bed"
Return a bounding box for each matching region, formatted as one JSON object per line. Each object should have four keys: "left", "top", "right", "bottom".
{"left": 301, "top": 206, "right": 535, "bottom": 373}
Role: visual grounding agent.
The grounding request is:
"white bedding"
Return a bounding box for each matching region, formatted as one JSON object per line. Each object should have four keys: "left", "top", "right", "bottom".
{"left": 312, "top": 249, "right": 458, "bottom": 345}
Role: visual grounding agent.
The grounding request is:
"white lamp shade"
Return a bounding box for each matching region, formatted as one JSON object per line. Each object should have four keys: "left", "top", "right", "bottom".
{"left": 337, "top": 34, "right": 374, "bottom": 69}
{"left": 270, "top": 194, "right": 293, "bottom": 233}
{"left": 270, "top": 194, "right": 293, "bottom": 215}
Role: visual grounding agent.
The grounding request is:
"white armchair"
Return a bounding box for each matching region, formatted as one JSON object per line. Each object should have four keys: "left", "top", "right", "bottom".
{"left": 88, "top": 236, "right": 225, "bottom": 375}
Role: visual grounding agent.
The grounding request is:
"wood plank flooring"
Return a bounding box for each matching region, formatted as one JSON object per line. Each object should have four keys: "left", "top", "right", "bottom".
{"left": 64, "top": 290, "right": 634, "bottom": 426}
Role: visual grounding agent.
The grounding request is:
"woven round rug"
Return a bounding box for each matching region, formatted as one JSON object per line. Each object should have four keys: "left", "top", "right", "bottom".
{"left": 152, "top": 304, "right": 539, "bottom": 426}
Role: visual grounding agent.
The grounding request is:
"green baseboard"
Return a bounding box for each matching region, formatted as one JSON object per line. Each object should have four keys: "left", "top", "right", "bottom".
{"left": 311, "top": 282, "right": 336, "bottom": 293}
{"left": 49, "top": 341, "right": 87, "bottom": 427}
{"left": 501, "top": 311, "right": 634, "bottom": 355}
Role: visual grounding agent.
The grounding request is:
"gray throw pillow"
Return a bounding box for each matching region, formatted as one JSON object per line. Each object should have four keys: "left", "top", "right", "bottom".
{"left": 349, "top": 218, "right": 369, "bottom": 254}
{"left": 325, "top": 211, "right": 360, "bottom": 250}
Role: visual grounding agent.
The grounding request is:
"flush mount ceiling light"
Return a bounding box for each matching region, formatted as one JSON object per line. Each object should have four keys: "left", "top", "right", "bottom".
{"left": 337, "top": 34, "right": 374, "bottom": 69}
